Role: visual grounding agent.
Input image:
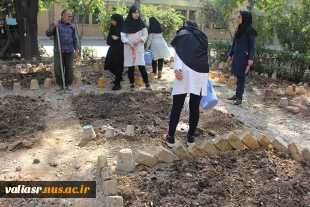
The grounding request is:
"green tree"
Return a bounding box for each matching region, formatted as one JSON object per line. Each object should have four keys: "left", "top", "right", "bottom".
{"left": 198, "top": 0, "right": 244, "bottom": 39}
{"left": 274, "top": 2, "right": 310, "bottom": 53}
{"left": 97, "top": 2, "right": 128, "bottom": 39}
{"left": 0, "top": 0, "right": 58, "bottom": 59}
{"left": 253, "top": 0, "right": 310, "bottom": 53}
{"left": 97, "top": 3, "right": 183, "bottom": 42}
{"left": 62, "top": 0, "right": 105, "bottom": 55}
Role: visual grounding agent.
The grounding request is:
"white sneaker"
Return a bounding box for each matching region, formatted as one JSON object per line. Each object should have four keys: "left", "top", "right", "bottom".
{"left": 55, "top": 85, "right": 63, "bottom": 91}
{"left": 66, "top": 85, "right": 73, "bottom": 91}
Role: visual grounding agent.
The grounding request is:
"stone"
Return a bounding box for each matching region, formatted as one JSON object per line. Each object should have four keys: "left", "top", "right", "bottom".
{"left": 285, "top": 86, "right": 294, "bottom": 95}
{"left": 286, "top": 106, "right": 300, "bottom": 114}
{"left": 272, "top": 137, "right": 288, "bottom": 152}
{"left": 74, "top": 161, "right": 81, "bottom": 169}
{"left": 213, "top": 137, "right": 233, "bottom": 151}
{"left": 241, "top": 133, "right": 260, "bottom": 149}
{"left": 296, "top": 86, "right": 305, "bottom": 94}
{"left": 187, "top": 143, "right": 206, "bottom": 158}
{"left": 115, "top": 148, "right": 135, "bottom": 174}
{"left": 0, "top": 81, "right": 5, "bottom": 97}
{"left": 0, "top": 143, "right": 8, "bottom": 150}
{"left": 134, "top": 150, "right": 158, "bottom": 167}
{"left": 106, "top": 196, "right": 123, "bottom": 207}
{"left": 288, "top": 142, "right": 304, "bottom": 162}
{"left": 101, "top": 166, "right": 113, "bottom": 182}
{"left": 225, "top": 132, "right": 244, "bottom": 150}
{"left": 16, "top": 166, "right": 22, "bottom": 171}
{"left": 98, "top": 155, "right": 108, "bottom": 176}
{"left": 172, "top": 143, "right": 193, "bottom": 160}
{"left": 256, "top": 134, "right": 272, "bottom": 146}
{"left": 301, "top": 148, "right": 310, "bottom": 162}
{"left": 103, "top": 180, "right": 118, "bottom": 196}
{"left": 154, "top": 146, "right": 177, "bottom": 163}
{"left": 200, "top": 140, "right": 219, "bottom": 155}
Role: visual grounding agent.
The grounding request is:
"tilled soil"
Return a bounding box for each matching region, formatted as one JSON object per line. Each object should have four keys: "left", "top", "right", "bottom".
{"left": 118, "top": 148, "right": 310, "bottom": 207}
{"left": 0, "top": 61, "right": 310, "bottom": 206}
{"left": 71, "top": 91, "right": 244, "bottom": 147}
{"left": 1, "top": 148, "right": 310, "bottom": 207}
{"left": 0, "top": 95, "right": 48, "bottom": 141}
{"left": 0, "top": 72, "right": 53, "bottom": 89}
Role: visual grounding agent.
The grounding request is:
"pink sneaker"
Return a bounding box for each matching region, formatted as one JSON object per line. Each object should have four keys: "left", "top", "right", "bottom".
{"left": 162, "top": 133, "right": 175, "bottom": 148}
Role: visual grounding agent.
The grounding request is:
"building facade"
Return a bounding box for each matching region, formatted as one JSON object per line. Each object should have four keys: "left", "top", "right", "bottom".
{"left": 38, "top": 0, "right": 249, "bottom": 40}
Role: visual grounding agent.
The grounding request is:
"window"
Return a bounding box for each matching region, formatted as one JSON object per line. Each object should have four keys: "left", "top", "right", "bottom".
{"left": 92, "top": 9, "right": 99, "bottom": 24}
{"left": 76, "top": 14, "right": 89, "bottom": 24}
{"left": 189, "top": 11, "right": 196, "bottom": 21}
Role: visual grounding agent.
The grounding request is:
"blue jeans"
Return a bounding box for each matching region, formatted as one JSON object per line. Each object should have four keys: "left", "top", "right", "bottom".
{"left": 236, "top": 76, "right": 245, "bottom": 99}
{"left": 168, "top": 93, "right": 202, "bottom": 137}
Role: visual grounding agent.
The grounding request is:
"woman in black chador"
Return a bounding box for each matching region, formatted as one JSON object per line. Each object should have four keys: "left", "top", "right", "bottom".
{"left": 104, "top": 14, "right": 124, "bottom": 90}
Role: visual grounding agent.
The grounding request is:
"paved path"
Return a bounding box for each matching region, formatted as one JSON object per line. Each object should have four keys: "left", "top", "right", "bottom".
{"left": 39, "top": 39, "right": 176, "bottom": 58}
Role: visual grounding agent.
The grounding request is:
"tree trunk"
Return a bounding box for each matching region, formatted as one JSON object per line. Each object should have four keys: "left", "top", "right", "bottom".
{"left": 135, "top": 0, "right": 140, "bottom": 7}
{"left": 13, "top": 0, "right": 39, "bottom": 60}
{"left": 0, "top": 19, "right": 12, "bottom": 58}
{"left": 247, "top": 0, "right": 254, "bottom": 12}
{"left": 72, "top": 14, "right": 80, "bottom": 55}
{"left": 79, "top": 10, "right": 87, "bottom": 56}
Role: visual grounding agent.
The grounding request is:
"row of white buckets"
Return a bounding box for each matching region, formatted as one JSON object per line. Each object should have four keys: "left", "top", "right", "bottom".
{"left": 82, "top": 124, "right": 135, "bottom": 140}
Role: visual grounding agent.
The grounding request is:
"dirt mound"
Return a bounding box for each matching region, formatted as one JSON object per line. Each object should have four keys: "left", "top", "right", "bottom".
{"left": 118, "top": 148, "right": 310, "bottom": 207}
{"left": 72, "top": 92, "right": 244, "bottom": 144}
{"left": 0, "top": 95, "right": 48, "bottom": 141}
{"left": 0, "top": 72, "right": 53, "bottom": 89}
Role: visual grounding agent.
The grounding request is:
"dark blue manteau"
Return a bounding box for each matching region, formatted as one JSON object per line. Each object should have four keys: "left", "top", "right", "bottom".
{"left": 228, "top": 29, "right": 255, "bottom": 77}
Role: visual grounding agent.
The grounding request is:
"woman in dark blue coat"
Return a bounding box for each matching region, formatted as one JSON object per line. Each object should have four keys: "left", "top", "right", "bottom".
{"left": 227, "top": 10, "right": 257, "bottom": 105}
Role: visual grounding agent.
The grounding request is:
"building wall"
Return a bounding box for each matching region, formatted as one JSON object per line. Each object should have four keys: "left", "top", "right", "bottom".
{"left": 37, "top": 0, "right": 249, "bottom": 41}
{"left": 38, "top": 2, "right": 104, "bottom": 39}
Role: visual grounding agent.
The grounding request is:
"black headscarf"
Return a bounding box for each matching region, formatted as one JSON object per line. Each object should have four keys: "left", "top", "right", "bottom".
{"left": 170, "top": 20, "right": 209, "bottom": 73}
{"left": 148, "top": 17, "right": 163, "bottom": 34}
{"left": 121, "top": 5, "right": 146, "bottom": 33}
{"left": 109, "top": 14, "right": 124, "bottom": 36}
{"left": 236, "top": 10, "right": 257, "bottom": 39}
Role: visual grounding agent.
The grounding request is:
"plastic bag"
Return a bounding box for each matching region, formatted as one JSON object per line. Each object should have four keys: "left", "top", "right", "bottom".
{"left": 200, "top": 79, "right": 218, "bottom": 110}
{"left": 132, "top": 50, "right": 136, "bottom": 59}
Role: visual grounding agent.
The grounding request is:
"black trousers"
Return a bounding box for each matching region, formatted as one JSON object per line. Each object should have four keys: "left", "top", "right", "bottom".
{"left": 168, "top": 93, "right": 202, "bottom": 137}
{"left": 152, "top": 58, "right": 164, "bottom": 74}
{"left": 128, "top": 65, "right": 149, "bottom": 84}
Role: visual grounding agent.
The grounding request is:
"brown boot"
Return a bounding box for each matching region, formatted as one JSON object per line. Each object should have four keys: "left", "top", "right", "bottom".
{"left": 158, "top": 71, "right": 162, "bottom": 79}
